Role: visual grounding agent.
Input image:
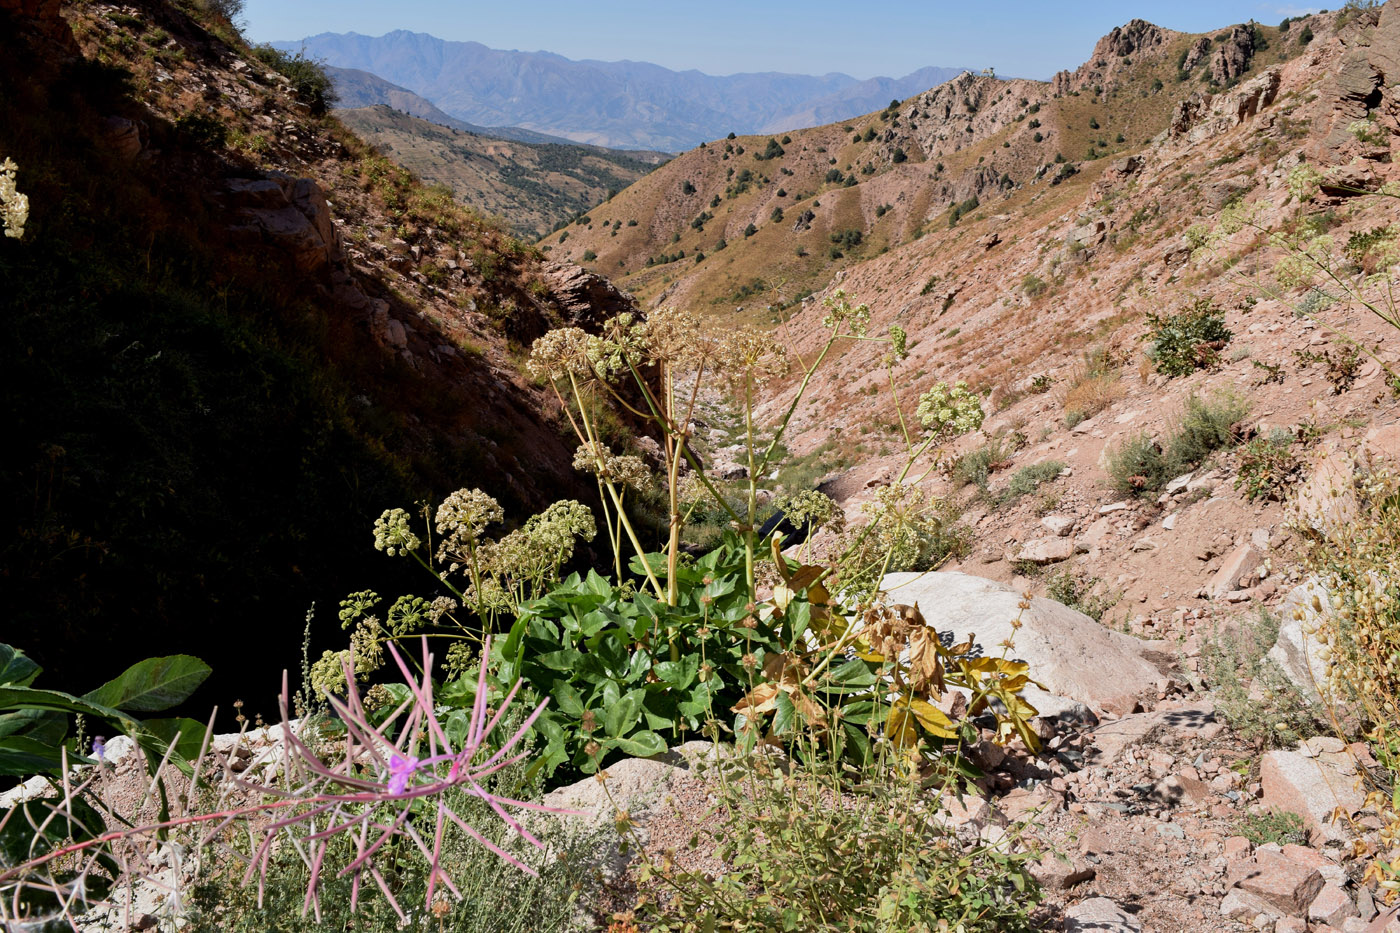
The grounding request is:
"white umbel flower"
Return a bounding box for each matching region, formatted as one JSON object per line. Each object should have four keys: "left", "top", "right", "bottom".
{"left": 0, "top": 158, "right": 28, "bottom": 239}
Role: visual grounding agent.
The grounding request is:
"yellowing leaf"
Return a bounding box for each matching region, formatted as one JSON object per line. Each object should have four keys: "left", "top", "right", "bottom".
{"left": 885, "top": 703, "right": 919, "bottom": 749}
{"left": 907, "top": 697, "right": 958, "bottom": 738}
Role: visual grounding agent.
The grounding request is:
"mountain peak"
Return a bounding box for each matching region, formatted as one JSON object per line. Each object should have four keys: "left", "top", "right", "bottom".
{"left": 283, "top": 31, "right": 970, "bottom": 150}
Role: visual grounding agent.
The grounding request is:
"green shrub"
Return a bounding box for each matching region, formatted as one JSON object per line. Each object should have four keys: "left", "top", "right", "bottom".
{"left": 249, "top": 46, "right": 337, "bottom": 115}
{"left": 952, "top": 437, "right": 1013, "bottom": 491}
{"left": 756, "top": 138, "right": 785, "bottom": 160}
{"left": 1236, "top": 810, "right": 1308, "bottom": 847}
{"left": 1164, "top": 392, "right": 1248, "bottom": 473}
{"left": 1296, "top": 287, "right": 1336, "bottom": 317}
{"left": 1022, "top": 274, "right": 1047, "bottom": 298}
{"left": 1236, "top": 433, "right": 1300, "bottom": 501}
{"left": 581, "top": 249, "right": 597, "bottom": 262}
{"left": 1106, "top": 432, "right": 1169, "bottom": 495}
{"left": 644, "top": 753, "right": 1041, "bottom": 933}
{"left": 1145, "top": 299, "right": 1232, "bottom": 377}
{"left": 1002, "top": 460, "right": 1066, "bottom": 502}
{"left": 175, "top": 112, "right": 228, "bottom": 149}
{"left": 1045, "top": 569, "right": 1118, "bottom": 622}
{"left": 1199, "top": 610, "right": 1322, "bottom": 749}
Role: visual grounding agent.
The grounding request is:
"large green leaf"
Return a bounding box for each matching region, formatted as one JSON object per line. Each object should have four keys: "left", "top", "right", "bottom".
{"left": 0, "top": 644, "right": 41, "bottom": 687}
{"left": 654, "top": 656, "right": 699, "bottom": 690}
{"left": 614, "top": 730, "right": 665, "bottom": 757}
{"left": 0, "top": 708, "right": 65, "bottom": 743}
{"left": 0, "top": 734, "right": 66, "bottom": 776}
{"left": 82, "top": 655, "right": 210, "bottom": 713}
{"left": 0, "top": 686, "right": 134, "bottom": 725}
{"left": 604, "top": 690, "right": 643, "bottom": 739}
{"left": 143, "top": 717, "right": 213, "bottom": 761}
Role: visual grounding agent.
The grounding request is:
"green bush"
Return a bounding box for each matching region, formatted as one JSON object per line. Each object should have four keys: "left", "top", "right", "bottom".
{"left": 1022, "top": 274, "right": 1047, "bottom": 298}
{"left": 1145, "top": 299, "right": 1233, "bottom": 377}
{"left": 1236, "top": 810, "right": 1308, "bottom": 847}
{"left": 951, "top": 436, "right": 1014, "bottom": 492}
{"left": 1002, "top": 460, "right": 1066, "bottom": 503}
{"left": 1201, "top": 610, "right": 1321, "bottom": 749}
{"left": 1236, "top": 433, "right": 1300, "bottom": 502}
{"left": 175, "top": 112, "right": 228, "bottom": 149}
{"left": 1045, "top": 569, "right": 1118, "bottom": 623}
{"left": 581, "top": 249, "right": 597, "bottom": 262}
{"left": 1105, "top": 432, "right": 1169, "bottom": 495}
{"left": 249, "top": 46, "right": 337, "bottom": 115}
{"left": 1164, "top": 392, "right": 1248, "bottom": 473}
{"left": 644, "top": 753, "right": 1041, "bottom": 933}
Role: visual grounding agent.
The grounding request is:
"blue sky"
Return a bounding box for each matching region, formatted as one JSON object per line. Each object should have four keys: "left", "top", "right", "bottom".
{"left": 242, "top": 1, "right": 1319, "bottom": 81}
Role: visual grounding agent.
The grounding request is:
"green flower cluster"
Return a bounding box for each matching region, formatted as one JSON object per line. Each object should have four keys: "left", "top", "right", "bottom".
{"left": 916, "top": 380, "right": 984, "bottom": 438}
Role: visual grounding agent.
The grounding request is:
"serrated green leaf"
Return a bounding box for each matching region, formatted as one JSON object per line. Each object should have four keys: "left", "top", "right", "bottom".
{"left": 0, "top": 644, "right": 41, "bottom": 687}
{"left": 773, "top": 691, "right": 796, "bottom": 736}
{"left": 536, "top": 648, "right": 583, "bottom": 672}
{"left": 82, "top": 655, "right": 210, "bottom": 713}
{"left": 550, "top": 683, "right": 585, "bottom": 718}
{"left": 654, "top": 656, "right": 699, "bottom": 689}
{"left": 605, "top": 690, "right": 642, "bottom": 738}
{"left": 828, "top": 658, "right": 878, "bottom": 687}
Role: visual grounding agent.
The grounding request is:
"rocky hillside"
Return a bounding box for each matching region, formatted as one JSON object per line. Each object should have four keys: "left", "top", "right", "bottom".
{"left": 543, "top": 18, "right": 1302, "bottom": 314}
{"left": 0, "top": 0, "right": 626, "bottom": 701}
{"left": 739, "top": 4, "right": 1400, "bottom": 634}
{"left": 336, "top": 104, "right": 666, "bottom": 238}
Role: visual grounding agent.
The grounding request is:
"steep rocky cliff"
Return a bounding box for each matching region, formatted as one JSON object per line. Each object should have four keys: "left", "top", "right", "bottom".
{"left": 0, "top": 0, "right": 624, "bottom": 702}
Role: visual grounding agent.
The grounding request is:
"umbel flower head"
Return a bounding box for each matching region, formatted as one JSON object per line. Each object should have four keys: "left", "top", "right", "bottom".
{"left": 372, "top": 508, "right": 420, "bottom": 556}
{"left": 573, "top": 442, "right": 651, "bottom": 490}
{"left": 0, "top": 158, "right": 28, "bottom": 239}
{"left": 916, "top": 380, "right": 984, "bottom": 438}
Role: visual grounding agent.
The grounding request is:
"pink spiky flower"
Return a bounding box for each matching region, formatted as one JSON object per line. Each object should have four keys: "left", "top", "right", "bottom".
{"left": 0, "top": 636, "right": 578, "bottom": 930}
{"left": 224, "top": 635, "right": 577, "bottom": 922}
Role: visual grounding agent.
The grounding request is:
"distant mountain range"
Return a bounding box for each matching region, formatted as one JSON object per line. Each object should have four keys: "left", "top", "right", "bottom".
{"left": 326, "top": 66, "right": 606, "bottom": 148}
{"left": 276, "top": 31, "right": 971, "bottom": 151}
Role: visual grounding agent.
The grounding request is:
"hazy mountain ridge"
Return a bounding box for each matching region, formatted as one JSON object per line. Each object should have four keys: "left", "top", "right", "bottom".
{"left": 325, "top": 66, "right": 632, "bottom": 148}
{"left": 276, "top": 30, "right": 971, "bottom": 151}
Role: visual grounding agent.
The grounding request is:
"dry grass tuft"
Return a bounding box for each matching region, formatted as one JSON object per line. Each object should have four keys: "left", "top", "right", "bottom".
{"left": 1061, "top": 369, "right": 1124, "bottom": 424}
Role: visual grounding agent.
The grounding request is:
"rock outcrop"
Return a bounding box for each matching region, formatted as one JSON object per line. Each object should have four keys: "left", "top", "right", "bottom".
{"left": 882, "top": 572, "right": 1167, "bottom": 716}
{"left": 223, "top": 173, "right": 341, "bottom": 275}
{"left": 542, "top": 260, "right": 639, "bottom": 330}
{"left": 1168, "top": 68, "right": 1281, "bottom": 143}
{"left": 1209, "top": 25, "right": 1258, "bottom": 86}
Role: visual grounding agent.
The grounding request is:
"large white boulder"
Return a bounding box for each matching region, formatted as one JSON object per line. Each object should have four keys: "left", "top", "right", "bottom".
{"left": 882, "top": 572, "right": 1168, "bottom": 716}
